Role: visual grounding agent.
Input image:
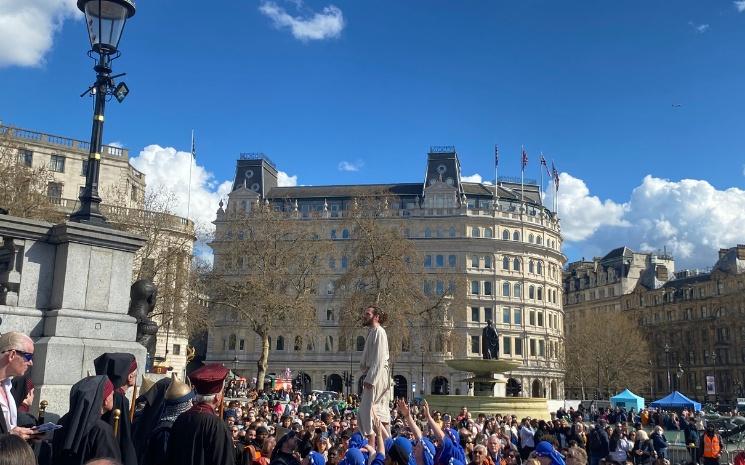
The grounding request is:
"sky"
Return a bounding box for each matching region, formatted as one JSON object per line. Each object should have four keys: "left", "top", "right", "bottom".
{"left": 1, "top": 0, "right": 745, "bottom": 269}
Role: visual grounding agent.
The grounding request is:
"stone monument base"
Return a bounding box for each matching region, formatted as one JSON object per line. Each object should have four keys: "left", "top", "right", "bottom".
{"left": 423, "top": 394, "right": 550, "bottom": 420}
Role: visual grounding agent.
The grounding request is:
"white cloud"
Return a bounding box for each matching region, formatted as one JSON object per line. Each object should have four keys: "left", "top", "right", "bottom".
{"left": 338, "top": 160, "right": 363, "bottom": 172}
{"left": 107, "top": 141, "right": 124, "bottom": 148}
{"left": 0, "top": 0, "right": 80, "bottom": 68}
{"left": 460, "top": 173, "right": 493, "bottom": 185}
{"left": 735, "top": 0, "right": 745, "bottom": 12}
{"left": 129, "top": 144, "right": 298, "bottom": 262}
{"left": 688, "top": 21, "right": 710, "bottom": 33}
{"left": 259, "top": 1, "right": 345, "bottom": 41}
{"left": 554, "top": 173, "right": 745, "bottom": 269}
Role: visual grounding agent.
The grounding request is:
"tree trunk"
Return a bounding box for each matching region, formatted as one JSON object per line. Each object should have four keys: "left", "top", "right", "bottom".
{"left": 256, "top": 332, "right": 269, "bottom": 391}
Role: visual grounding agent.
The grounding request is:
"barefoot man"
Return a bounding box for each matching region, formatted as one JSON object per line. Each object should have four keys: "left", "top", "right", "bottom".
{"left": 359, "top": 305, "right": 392, "bottom": 443}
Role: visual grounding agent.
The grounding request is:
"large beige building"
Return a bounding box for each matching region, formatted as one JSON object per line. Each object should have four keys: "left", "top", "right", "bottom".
{"left": 208, "top": 148, "right": 567, "bottom": 400}
{"left": 0, "top": 124, "right": 194, "bottom": 377}
{"left": 624, "top": 245, "right": 745, "bottom": 404}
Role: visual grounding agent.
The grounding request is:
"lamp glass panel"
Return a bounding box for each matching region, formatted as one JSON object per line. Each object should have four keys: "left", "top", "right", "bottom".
{"left": 85, "top": 0, "right": 128, "bottom": 52}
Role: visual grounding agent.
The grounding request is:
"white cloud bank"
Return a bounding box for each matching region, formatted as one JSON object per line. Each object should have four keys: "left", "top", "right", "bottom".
{"left": 0, "top": 0, "right": 80, "bottom": 68}
{"left": 549, "top": 173, "right": 745, "bottom": 269}
{"left": 735, "top": 1, "right": 745, "bottom": 12}
{"left": 259, "top": 1, "right": 345, "bottom": 41}
{"left": 461, "top": 173, "right": 493, "bottom": 185}
{"left": 129, "top": 145, "right": 298, "bottom": 262}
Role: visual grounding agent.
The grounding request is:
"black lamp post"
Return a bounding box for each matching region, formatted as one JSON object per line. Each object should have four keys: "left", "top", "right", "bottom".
{"left": 664, "top": 343, "right": 671, "bottom": 392}
{"left": 71, "top": 0, "right": 135, "bottom": 224}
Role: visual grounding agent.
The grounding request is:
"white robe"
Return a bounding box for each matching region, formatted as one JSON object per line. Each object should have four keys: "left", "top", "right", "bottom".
{"left": 359, "top": 325, "right": 391, "bottom": 434}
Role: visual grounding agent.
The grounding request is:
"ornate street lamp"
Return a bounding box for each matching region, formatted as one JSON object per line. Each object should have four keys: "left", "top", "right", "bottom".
{"left": 70, "top": 0, "right": 136, "bottom": 224}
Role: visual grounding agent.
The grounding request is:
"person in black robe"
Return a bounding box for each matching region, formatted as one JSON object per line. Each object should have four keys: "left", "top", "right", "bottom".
{"left": 94, "top": 352, "right": 138, "bottom": 465}
{"left": 143, "top": 374, "right": 194, "bottom": 465}
{"left": 165, "top": 363, "right": 235, "bottom": 465}
{"left": 132, "top": 376, "right": 171, "bottom": 465}
{"left": 11, "top": 372, "right": 54, "bottom": 465}
{"left": 52, "top": 375, "right": 121, "bottom": 465}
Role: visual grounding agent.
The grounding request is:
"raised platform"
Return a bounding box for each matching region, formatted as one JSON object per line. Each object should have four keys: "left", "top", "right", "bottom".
{"left": 445, "top": 359, "right": 522, "bottom": 374}
{"left": 424, "top": 394, "right": 550, "bottom": 420}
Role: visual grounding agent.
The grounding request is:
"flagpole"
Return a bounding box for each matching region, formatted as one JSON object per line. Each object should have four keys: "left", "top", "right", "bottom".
{"left": 187, "top": 129, "right": 194, "bottom": 220}
{"left": 520, "top": 145, "right": 525, "bottom": 207}
{"left": 494, "top": 145, "right": 499, "bottom": 210}
{"left": 539, "top": 151, "right": 544, "bottom": 207}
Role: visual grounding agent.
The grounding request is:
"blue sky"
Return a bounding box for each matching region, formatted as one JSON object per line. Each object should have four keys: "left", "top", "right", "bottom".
{"left": 1, "top": 0, "right": 745, "bottom": 268}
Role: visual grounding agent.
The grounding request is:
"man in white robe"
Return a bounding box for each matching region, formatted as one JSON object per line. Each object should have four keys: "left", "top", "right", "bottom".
{"left": 359, "top": 305, "right": 391, "bottom": 442}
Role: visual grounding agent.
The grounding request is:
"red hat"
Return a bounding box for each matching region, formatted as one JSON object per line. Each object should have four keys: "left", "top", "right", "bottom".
{"left": 102, "top": 378, "right": 114, "bottom": 401}
{"left": 128, "top": 358, "right": 138, "bottom": 374}
{"left": 189, "top": 363, "right": 229, "bottom": 395}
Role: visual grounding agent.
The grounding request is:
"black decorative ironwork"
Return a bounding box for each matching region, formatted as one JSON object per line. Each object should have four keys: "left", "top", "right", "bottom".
{"left": 498, "top": 176, "right": 538, "bottom": 185}
{"left": 239, "top": 152, "right": 277, "bottom": 169}
{"left": 429, "top": 145, "right": 456, "bottom": 153}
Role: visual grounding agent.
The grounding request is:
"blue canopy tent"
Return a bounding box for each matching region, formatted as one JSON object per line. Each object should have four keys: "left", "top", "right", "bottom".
{"left": 610, "top": 389, "right": 645, "bottom": 411}
{"left": 649, "top": 391, "right": 701, "bottom": 411}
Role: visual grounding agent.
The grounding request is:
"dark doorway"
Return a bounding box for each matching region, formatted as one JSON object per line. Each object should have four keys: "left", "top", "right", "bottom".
{"left": 432, "top": 376, "right": 449, "bottom": 395}
{"left": 393, "top": 375, "right": 408, "bottom": 400}
{"left": 327, "top": 374, "right": 343, "bottom": 393}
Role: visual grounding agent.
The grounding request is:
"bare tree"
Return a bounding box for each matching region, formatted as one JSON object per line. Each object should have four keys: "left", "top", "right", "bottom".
{"left": 335, "top": 191, "right": 465, "bottom": 360}
{"left": 208, "top": 204, "right": 330, "bottom": 389}
{"left": 564, "top": 309, "right": 651, "bottom": 399}
{"left": 0, "top": 127, "right": 64, "bottom": 222}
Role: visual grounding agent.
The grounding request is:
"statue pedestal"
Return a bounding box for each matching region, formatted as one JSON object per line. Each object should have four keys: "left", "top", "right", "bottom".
{"left": 0, "top": 217, "right": 146, "bottom": 415}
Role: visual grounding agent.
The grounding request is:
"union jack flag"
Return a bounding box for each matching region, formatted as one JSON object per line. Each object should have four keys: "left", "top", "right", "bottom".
{"left": 494, "top": 145, "right": 499, "bottom": 167}
{"left": 521, "top": 147, "right": 528, "bottom": 171}
{"left": 551, "top": 161, "right": 559, "bottom": 189}
{"left": 540, "top": 153, "right": 551, "bottom": 177}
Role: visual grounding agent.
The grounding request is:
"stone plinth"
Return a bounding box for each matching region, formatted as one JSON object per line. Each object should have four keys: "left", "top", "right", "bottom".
{"left": 0, "top": 216, "right": 146, "bottom": 415}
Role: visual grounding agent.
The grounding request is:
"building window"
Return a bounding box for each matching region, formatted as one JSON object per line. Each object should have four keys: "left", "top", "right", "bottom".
{"left": 331, "top": 229, "right": 337, "bottom": 239}
{"left": 537, "top": 311, "right": 544, "bottom": 327}
{"left": 471, "top": 280, "right": 480, "bottom": 295}
{"left": 424, "top": 255, "right": 432, "bottom": 268}
{"left": 276, "top": 336, "right": 284, "bottom": 351}
{"left": 513, "top": 231, "right": 520, "bottom": 241}
{"left": 503, "top": 337, "right": 512, "bottom": 355}
{"left": 436, "top": 255, "right": 444, "bottom": 267}
{"left": 436, "top": 280, "right": 445, "bottom": 295}
{"left": 502, "top": 229, "right": 510, "bottom": 240}
{"left": 529, "top": 286, "right": 535, "bottom": 299}
{"left": 514, "top": 338, "right": 523, "bottom": 355}
{"left": 471, "top": 335, "right": 480, "bottom": 354}
{"left": 424, "top": 228, "right": 432, "bottom": 238}
{"left": 484, "top": 228, "right": 493, "bottom": 238}
{"left": 18, "top": 149, "right": 32, "bottom": 167}
{"left": 294, "top": 336, "right": 303, "bottom": 351}
{"left": 471, "top": 307, "right": 480, "bottom": 323}
{"left": 530, "top": 339, "right": 537, "bottom": 356}
{"left": 503, "top": 307, "right": 511, "bottom": 324}
{"left": 537, "top": 261, "right": 543, "bottom": 275}
{"left": 131, "top": 185, "right": 138, "bottom": 201}
{"left": 513, "top": 258, "right": 521, "bottom": 271}
{"left": 484, "top": 281, "right": 492, "bottom": 296}
{"left": 326, "top": 308, "right": 335, "bottom": 321}
{"left": 239, "top": 339, "right": 245, "bottom": 351}
{"left": 449, "top": 226, "right": 456, "bottom": 237}
{"left": 484, "top": 256, "right": 492, "bottom": 269}
{"left": 329, "top": 257, "right": 336, "bottom": 269}
{"left": 502, "top": 281, "right": 510, "bottom": 297}
{"left": 471, "top": 256, "right": 479, "bottom": 268}
{"left": 529, "top": 310, "right": 536, "bottom": 326}
{"left": 173, "top": 344, "right": 181, "bottom": 355}
{"left": 47, "top": 182, "right": 63, "bottom": 200}
{"left": 80, "top": 159, "right": 89, "bottom": 177}
{"left": 484, "top": 307, "right": 493, "bottom": 321}
{"left": 341, "top": 256, "right": 348, "bottom": 269}
{"left": 324, "top": 335, "right": 334, "bottom": 352}
{"left": 472, "top": 227, "right": 481, "bottom": 238}
{"left": 529, "top": 261, "right": 535, "bottom": 273}
{"left": 514, "top": 283, "right": 522, "bottom": 298}
{"left": 515, "top": 308, "right": 522, "bottom": 325}
{"left": 537, "top": 288, "right": 543, "bottom": 300}
{"left": 539, "top": 340, "right": 546, "bottom": 357}
{"left": 448, "top": 255, "right": 457, "bottom": 268}
{"left": 528, "top": 233, "right": 534, "bottom": 243}
{"left": 49, "top": 154, "right": 65, "bottom": 172}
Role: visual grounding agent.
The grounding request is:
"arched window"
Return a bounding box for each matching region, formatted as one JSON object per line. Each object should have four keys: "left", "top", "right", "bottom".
{"left": 328, "top": 257, "right": 336, "bottom": 269}
{"left": 356, "top": 336, "right": 365, "bottom": 352}
{"left": 502, "top": 229, "right": 510, "bottom": 240}
{"left": 536, "top": 236, "right": 543, "bottom": 245}
{"left": 325, "top": 335, "right": 333, "bottom": 352}
{"left": 528, "top": 233, "right": 534, "bottom": 243}
{"left": 229, "top": 334, "right": 236, "bottom": 350}
{"left": 513, "top": 231, "right": 520, "bottom": 241}
{"left": 342, "top": 229, "right": 350, "bottom": 239}
{"left": 472, "top": 227, "right": 481, "bottom": 238}
{"left": 294, "top": 336, "right": 302, "bottom": 351}
{"left": 529, "top": 261, "right": 535, "bottom": 274}
{"left": 537, "top": 287, "right": 543, "bottom": 301}
{"left": 503, "top": 282, "right": 511, "bottom": 297}
{"left": 502, "top": 257, "right": 510, "bottom": 270}
{"left": 341, "top": 256, "right": 348, "bottom": 269}
{"left": 326, "top": 308, "right": 335, "bottom": 321}
{"left": 276, "top": 335, "right": 285, "bottom": 351}
{"left": 537, "top": 261, "right": 543, "bottom": 275}
{"left": 529, "top": 286, "right": 535, "bottom": 299}
{"left": 514, "top": 283, "right": 522, "bottom": 298}
{"left": 484, "top": 228, "right": 493, "bottom": 238}
{"left": 513, "top": 258, "right": 521, "bottom": 271}
{"left": 425, "top": 228, "right": 432, "bottom": 238}
{"left": 330, "top": 230, "right": 337, "bottom": 240}
{"left": 306, "top": 337, "right": 315, "bottom": 351}
{"left": 449, "top": 226, "right": 456, "bottom": 238}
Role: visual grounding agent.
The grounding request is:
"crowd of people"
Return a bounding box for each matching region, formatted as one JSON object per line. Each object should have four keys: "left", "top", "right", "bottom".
{"left": 0, "top": 327, "right": 732, "bottom": 465}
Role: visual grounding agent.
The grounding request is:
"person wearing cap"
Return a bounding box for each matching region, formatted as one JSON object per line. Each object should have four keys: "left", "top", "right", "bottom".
{"left": 52, "top": 375, "right": 120, "bottom": 465}
{"left": 94, "top": 353, "right": 138, "bottom": 465}
{"left": 132, "top": 376, "right": 171, "bottom": 465}
{"left": 165, "top": 363, "right": 235, "bottom": 465}
{"left": 143, "top": 374, "right": 194, "bottom": 465}
{"left": 530, "top": 442, "right": 565, "bottom": 465}
{"left": 0, "top": 331, "right": 38, "bottom": 440}
{"left": 359, "top": 305, "right": 392, "bottom": 444}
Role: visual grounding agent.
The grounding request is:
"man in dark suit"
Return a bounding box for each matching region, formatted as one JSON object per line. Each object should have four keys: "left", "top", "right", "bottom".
{"left": 0, "top": 331, "right": 39, "bottom": 439}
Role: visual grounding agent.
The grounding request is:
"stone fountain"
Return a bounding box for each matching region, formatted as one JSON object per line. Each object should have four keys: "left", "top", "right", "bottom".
{"left": 423, "top": 322, "right": 550, "bottom": 419}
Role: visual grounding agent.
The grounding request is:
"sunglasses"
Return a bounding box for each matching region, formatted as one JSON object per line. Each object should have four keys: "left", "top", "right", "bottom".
{"left": 3, "top": 349, "right": 33, "bottom": 362}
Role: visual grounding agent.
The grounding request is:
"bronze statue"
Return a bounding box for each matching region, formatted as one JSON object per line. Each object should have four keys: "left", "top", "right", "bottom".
{"left": 127, "top": 279, "right": 158, "bottom": 356}
{"left": 481, "top": 320, "right": 499, "bottom": 359}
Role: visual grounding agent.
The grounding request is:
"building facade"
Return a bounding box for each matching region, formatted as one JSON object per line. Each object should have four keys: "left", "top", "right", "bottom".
{"left": 0, "top": 124, "right": 194, "bottom": 377}
{"left": 624, "top": 245, "right": 745, "bottom": 404}
{"left": 208, "top": 148, "right": 567, "bottom": 399}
